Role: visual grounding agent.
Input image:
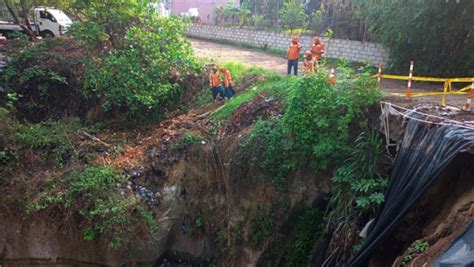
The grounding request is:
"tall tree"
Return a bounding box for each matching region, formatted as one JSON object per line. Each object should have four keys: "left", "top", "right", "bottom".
{"left": 354, "top": 0, "right": 474, "bottom": 76}
{"left": 279, "top": 0, "right": 307, "bottom": 33}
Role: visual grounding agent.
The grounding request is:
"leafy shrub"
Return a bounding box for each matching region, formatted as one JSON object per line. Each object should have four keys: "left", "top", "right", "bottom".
{"left": 29, "top": 167, "right": 158, "bottom": 249}
{"left": 15, "top": 118, "right": 82, "bottom": 165}
{"left": 70, "top": 0, "right": 146, "bottom": 49}
{"left": 330, "top": 131, "right": 390, "bottom": 211}
{"left": 282, "top": 71, "right": 380, "bottom": 170}
{"left": 325, "top": 130, "right": 391, "bottom": 264}
{"left": 82, "top": 16, "right": 197, "bottom": 120}
{"left": 2, "top": 38, "right": 89, "bottom": 122}
{"left": 68, "top": 167, "right": 138, "bottom": 248}
{"left": 239, "top": 119, "right": 296, "bottom": 190}
{"left": 354, "top": 0, "right": 474, "bottom": 76}
{"left": 238, "top": 69, "right": 379, "bottom": 189}
{"left": 402, "top": 240, "right": 429, "bottom": 266}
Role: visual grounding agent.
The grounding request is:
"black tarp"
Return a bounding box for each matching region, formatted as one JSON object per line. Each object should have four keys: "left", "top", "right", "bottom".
{"left": 433, "top": 221, "right": 474, "bottom": 267}
{"left": 349, "top": 116, "right": 474, "bottom": 267}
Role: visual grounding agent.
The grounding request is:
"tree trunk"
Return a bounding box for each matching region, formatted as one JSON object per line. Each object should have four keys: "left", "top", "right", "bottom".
{"left": 3, "top": 0, "right": 36, "bottom": 40}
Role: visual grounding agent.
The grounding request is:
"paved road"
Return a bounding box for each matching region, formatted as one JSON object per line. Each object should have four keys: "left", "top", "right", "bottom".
{"left": 190, "top": 38, "right": 469, "bottom": 109}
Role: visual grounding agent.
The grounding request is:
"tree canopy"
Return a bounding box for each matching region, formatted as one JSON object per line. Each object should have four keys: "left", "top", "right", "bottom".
{"left": 353, "top": 0, "right": 474, "bottom": 76}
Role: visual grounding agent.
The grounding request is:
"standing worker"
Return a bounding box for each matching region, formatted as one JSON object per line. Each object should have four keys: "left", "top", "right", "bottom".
{"left": 311, "top": 36, "right": 325, "bottom": 68}
{"left": 287, "top": 36, "right": 302, "bottom": 76}
{"left": 219, "top": 67, "right": 234, "bottom": 100}
{"left": 209, "top": 65, "right": 223, "bottom": 101}
{"left": 303, "top": 51, "right": 314, "bottom": 76}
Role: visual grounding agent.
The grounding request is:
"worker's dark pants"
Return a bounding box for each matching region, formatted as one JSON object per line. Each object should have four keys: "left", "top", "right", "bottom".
{"left": 287, "top": 59, "right": 298, "bottom": 75}
{"left": 212, "top": 86, "right": 224, "bottom": 100}
{"left": 224, "top": 86, "right": 234, "bottom": 99}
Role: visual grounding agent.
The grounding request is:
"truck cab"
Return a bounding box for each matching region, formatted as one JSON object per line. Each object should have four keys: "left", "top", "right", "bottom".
{"left": 0, "top": 7, "right": 72, "bottom": 38}
{"left": 34, "top": 7, "right": 73, "bottom": 38}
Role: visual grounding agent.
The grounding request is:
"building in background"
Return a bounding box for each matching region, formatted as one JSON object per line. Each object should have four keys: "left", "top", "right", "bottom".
{"left": 171, "top": 0, "right": 240, "bottom": 23}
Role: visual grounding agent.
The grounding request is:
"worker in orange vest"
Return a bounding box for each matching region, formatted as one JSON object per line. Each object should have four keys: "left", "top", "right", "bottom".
{"left": 219, "top": 67, "right": 234, "bottom": 99}
{"left": 311, "top": 36, "right": 325, "bottom": 68}
{"left": 209, "top": 65, "right": 223, "bottom": 101}
{"left": 303, "top": 51, "right": 314, "bottom": 76}
{"left": 287, "top": 36, "right": 302, "bottom": 76}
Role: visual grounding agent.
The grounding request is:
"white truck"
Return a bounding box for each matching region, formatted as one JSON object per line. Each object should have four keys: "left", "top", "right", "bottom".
{"left": 0, "top": 7, "right": 73, "bottom": 38}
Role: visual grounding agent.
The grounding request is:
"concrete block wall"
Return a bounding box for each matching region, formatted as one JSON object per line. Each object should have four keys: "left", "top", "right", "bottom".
{"left": 187, "top": 24, "right": 389, "bottom": 65}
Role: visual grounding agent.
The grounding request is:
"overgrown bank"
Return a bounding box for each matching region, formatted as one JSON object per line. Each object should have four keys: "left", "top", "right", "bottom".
{"left": 0, "top": 1, "right": 396, "bottom": 264}
{"left": 1, "top": 46, "right": 391, "bottom": 265}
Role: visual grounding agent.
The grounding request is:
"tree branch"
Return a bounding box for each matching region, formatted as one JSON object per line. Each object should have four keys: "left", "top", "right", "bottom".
{"left": 3, "top": 0, "right": 36, "bottom": 40}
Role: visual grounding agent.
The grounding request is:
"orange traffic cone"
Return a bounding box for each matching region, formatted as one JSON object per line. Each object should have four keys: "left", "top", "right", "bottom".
{"left": 463, "top": 82, "right": 474, "bottom": 112}
{"left": 328, "top": 68, "right": 336, "bottom": 85}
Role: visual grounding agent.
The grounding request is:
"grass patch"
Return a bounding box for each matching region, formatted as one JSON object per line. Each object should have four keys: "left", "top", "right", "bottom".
{"left": 210, "top": 73, "right": 289, "bottom": 121}
{"left": 188, "top": 60, "right": 286, "bottom": 118}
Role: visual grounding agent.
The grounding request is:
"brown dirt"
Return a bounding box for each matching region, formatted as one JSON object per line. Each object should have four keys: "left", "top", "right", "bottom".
{"left": 225, "top": 94, "right": 281, "bottom": 134}
{"left": 191, "top": 38, "right": 288, "bottom": 73}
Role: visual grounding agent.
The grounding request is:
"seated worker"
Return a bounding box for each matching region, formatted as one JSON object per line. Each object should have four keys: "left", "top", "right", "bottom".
{"left": 209, "top": 65, "right": 223, "bottom": 101}
{"left": 287, "top": 36, "right": 302, "bottom": 76}
{"left": 303, "top": 51, "right": 314, "bottom": 76}
{"left": 219, "top": 67, "right": 234, "bottom": 99}
{"left": 311, "top": 36, "right": 325, "bottom": 68}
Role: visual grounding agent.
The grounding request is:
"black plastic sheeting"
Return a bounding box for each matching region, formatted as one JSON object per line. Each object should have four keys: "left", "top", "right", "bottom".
{"left": 349, "top": 116, "right": 474, "bottom": 267}
{"left": 433, "top": 221, "right": 474, "bottom": 267}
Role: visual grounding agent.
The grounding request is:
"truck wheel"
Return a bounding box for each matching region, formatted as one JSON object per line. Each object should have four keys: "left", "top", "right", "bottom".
{"left": 41, "top": 31, "right": 54, "bottom": 38}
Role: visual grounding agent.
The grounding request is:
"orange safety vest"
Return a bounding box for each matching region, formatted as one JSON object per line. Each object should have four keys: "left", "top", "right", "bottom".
{"left": 209, "top": 72, "right": 221, "bottom": 88}
{"left": 311, "top": 42, "right": 325, "bottom": 60}
{"left": 287, "top": 43, "right": 301, "bottom": 60}
{"left": 303, "top": 60, "right": 314, "bottom": 75}
{"left": 222, "top": 70, "right": 233, "bottom": 88}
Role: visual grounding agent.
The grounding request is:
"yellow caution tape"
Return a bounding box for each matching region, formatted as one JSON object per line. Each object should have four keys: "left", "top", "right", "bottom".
{"left": 460, "top": 85, "right": 473, "bottom": 92}
{"left": 447, "top": 78, "right": 474, "bottom": 83}
{"left": 379, "top": 74, "right": 447, "bottom": 82}
{"left": 389, "top": 92, "right": 468, "bottom": 97}
{"left": 372, "top": 74, "right": 474, "bottom": 83}
{"left": 373, "top": 74, "right": 473, "bottom": 107}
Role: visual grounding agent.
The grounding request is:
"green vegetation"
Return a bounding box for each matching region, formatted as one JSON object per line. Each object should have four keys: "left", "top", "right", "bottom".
{"left": 0, "top": 108, "right": 18, "bottom": 175}
{"left": 238, "top": 65, "right": 381, "bottom": 190}
{"left": 353, "top": 0, "right": 474, "bottom": 76}
{"left": 80, "top": 16, "right": 197, "bottom": 119}
{"left": 279, "top": 0, "right": 308, "bottom": 33}
{"left": 281, "top": 207, "right": 324, "bottom": 267}
{"left": 211, "top": 74, "right": 286, "bottom": 120}
{"left": 248, "top": 196, "right": 291, "bottom": 246}
{"left": 15, "top": 118, "right": 82, "bottom": 165}
{"left": 28, "top": 167, "right": 158, "bottom": 249}
{"left": 402, "top": 240, "right": 429, "bottom": 266}
{"left": 2, "top": 38, "right": 88, "bottom": 122}
{"left": 331, "top": 131, "right": 390, "bottom": 210}
{"left": 168, "top": 130, "right": 205, "bottom": 155}
{"left": 257, "top": 205, "right": 325, "bottom": 266}
{"left": 325, "top": 129, "right": 391, "bottom": 263}
{"left": 2, "top": 0, "right": 198, "bottom": 123}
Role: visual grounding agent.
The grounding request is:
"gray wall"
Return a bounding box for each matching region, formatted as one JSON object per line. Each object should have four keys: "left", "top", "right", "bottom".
{"left": 187, "top": 24, "right": 389, "bottom": 65}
